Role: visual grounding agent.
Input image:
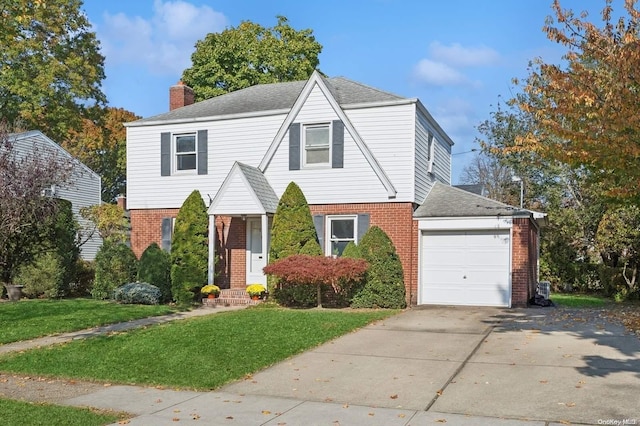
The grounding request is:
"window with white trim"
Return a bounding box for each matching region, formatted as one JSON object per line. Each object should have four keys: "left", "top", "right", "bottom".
{"left": 303, "top": 123, "right": 330, "bottom": 166}
{"left": 174, "top": 134, "right": 197, "bottom": 172}
{"left": 327, "top": 215, "right": 357, "bottom": 256}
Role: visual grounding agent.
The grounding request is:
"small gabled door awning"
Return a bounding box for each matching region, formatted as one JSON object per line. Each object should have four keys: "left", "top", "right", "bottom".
{"left": 208, "top": 162, "right": 279, "bottom": 216}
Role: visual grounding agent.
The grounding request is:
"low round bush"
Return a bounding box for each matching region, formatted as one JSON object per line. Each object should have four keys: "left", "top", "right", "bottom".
{"left": 113, "top": 282, "right": 161, "bottom": 305}
{"left": 14, "top": 251, "right": 64, "bottom": 299}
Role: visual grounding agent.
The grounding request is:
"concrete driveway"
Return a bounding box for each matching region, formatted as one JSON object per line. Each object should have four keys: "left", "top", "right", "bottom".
{"left": 222, "top": 305, "right": 640, "bottom": 425}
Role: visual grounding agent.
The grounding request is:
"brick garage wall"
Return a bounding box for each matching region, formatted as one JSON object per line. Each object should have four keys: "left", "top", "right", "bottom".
{"left": 310, "top": 202, "right": 417, "bottom": 306}
{"left": 130, "top": 209, "right": 179, "bottom": 258}
{"left": 511, "top": 217, "right": 537, "bottom": 307}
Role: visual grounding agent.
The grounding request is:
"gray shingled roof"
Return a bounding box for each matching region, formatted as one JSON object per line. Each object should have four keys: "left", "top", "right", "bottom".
{"left": 130, "top": 76, "right": 405, "bottom": 125}
{"left": 414, "top": 182, "right": 523, "bottom": 218}
{"left": 236, "top": 162, "right": 279, "bottom": 213}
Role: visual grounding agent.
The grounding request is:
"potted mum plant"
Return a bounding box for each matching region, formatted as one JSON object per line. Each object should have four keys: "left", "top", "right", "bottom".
{"left": 200, "top": 284, "right": 220, "bottom": 299}
{"left": 246, "top": 284, "right": 267, "bottom": 300}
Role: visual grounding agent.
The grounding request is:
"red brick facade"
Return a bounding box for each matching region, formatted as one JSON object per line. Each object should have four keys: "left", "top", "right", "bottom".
{"left": 511, "top": 218, "right": 539, "bottom": 307}
{"left": 129, "top": 204, "right": 538, "bottom": 307}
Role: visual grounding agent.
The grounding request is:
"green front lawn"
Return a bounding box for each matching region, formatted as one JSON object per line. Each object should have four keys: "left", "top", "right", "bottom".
{"left": 550, "top": 293, "right": 610, "bottom": 308}
{"left": 0, "top": 305, "right": 396, "bottom": 390}
{"left": 0, "top": 299, "right": 177, "bottom": 344}
{"left": 0, "top": 398, "right": 125, "bottom": 426}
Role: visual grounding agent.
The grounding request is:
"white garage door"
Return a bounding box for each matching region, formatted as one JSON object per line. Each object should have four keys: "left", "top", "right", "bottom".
{"left": 420, "top": 230, "right": 511, "bottom": 307}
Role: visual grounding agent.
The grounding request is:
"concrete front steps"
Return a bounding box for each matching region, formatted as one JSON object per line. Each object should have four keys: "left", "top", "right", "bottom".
{"left": 202, "top": 289, "right": 262, "bottom": 307}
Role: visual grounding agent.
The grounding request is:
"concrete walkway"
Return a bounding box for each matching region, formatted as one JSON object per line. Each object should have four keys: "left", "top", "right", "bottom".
{"left": 1, "top": 305, "right": 639, "bottom": 425}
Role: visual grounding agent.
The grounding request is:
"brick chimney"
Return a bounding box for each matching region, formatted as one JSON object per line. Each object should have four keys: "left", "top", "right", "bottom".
{"left": 169, "top": 81, "right": 195, "bottom": 111}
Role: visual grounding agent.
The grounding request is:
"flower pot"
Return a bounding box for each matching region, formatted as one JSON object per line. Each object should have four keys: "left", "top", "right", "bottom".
{"left": 207, "top": 293, "right": 216, "bottom": 299}
{"left": 251, "top": 295, "right": 259, "bottom": 300}
{"left": 4, "top": 284, "right": 24, "bottom": 301}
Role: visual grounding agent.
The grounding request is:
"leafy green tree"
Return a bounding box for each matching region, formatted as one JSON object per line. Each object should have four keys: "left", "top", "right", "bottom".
{"left": 92, "top": 241, "right": 138, "bottom": 300}
{"left": 0, "top": 0, "right": 106, "bottom": 143}
{"left": 170, "top": 190, "right": 209, "bottom": 304}
{"left": 182, "top": 16, "right": 322, "bottom": 101}
{"left": 80, "top": 203, "right": 129, "bottom": 244}
{"left": 66, "top": 107, "right": 139, "bottom": 202}
{"left": 45, "top": 198, "right": 80, "bottom": 297}
{"left": 595, "top": 205, "right": 640, "bottom": 299}
{"left": 351, "top": 226, "right": 406, "bottom": 309}
{"left": 139, "top": 243, "right": 172, "bottom": 303}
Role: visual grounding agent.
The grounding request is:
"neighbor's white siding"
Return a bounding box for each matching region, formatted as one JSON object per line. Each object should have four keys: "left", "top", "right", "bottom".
{"left": 265, "top": 84, "right": 416, "bottom": 204}
{"left": 126, "top": 113, "right": 285, "bottom": 210}
{"left": 10, "top": 132, "right": 102, "bottom": 260}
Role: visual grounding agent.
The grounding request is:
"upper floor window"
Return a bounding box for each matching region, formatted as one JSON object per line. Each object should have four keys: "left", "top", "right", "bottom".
{"left": 175, "top": 134, "right": 197, "bottom": 171}
{"left": 160, "top": 130, "right": 207, "bottom": 176}
{"left": 303, "top": 123, "right": 330, "bottom": 166}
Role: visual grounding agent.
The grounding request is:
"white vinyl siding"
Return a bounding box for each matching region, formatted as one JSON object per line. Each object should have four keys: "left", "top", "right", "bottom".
{"left": 127, "top": 114, "right": 284, "bottom": 209}
{"left": 415, "top": 109, "right": 451, "bottom": 204}
{"left": 265, "top": 88, "right": 415, "bottom": 204}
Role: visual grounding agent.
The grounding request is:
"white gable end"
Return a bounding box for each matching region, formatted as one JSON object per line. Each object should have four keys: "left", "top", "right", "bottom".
{"left": 209, "top": 164, "right": 268, "bottom": 216}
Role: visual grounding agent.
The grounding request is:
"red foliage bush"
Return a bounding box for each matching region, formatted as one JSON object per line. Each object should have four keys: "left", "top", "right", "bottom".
{"left": 263, "top": 255, "right": 368, "bottom": 293}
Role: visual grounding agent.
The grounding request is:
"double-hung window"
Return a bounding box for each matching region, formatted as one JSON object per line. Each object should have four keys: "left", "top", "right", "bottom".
{"left": 327, "top": 215, "right": 357, "bottom": 256}
{"left": 175, "top": 134, "right": 197, "bottom": 172}
{"left": 303, "top": 123, "right": 330, "bottom": 166}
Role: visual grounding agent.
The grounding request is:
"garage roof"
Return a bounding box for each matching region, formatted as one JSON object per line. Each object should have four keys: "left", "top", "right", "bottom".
{"left": 414, "top": 182, "right": 525, "bottom": 218}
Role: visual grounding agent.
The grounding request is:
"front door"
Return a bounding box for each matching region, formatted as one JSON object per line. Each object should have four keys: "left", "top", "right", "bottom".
{"left": 246, "top": 218, "right": 267, "bottom": 285}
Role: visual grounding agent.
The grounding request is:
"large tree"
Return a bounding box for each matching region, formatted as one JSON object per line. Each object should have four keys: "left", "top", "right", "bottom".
{"left": 66, "top": 107, "right": 140, "bottom": 202}
{"left": 0, "top": 0, "right": 106, "bottom": 143}
{"left": 0, "top": 124, "right": 74, "bottom": 284}
{"left": 514, "top": 0, "right": 640, "bottom": 201}
{"left": 182, "top": 16, "right": 322, "bottom": 101}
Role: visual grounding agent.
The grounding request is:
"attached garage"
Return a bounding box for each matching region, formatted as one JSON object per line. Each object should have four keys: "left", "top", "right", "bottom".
{"left": 414, "top": 183, "right": 546, "bottom": 308}
{"left": 419, "top": 229, "right": 511, "bottom": 307}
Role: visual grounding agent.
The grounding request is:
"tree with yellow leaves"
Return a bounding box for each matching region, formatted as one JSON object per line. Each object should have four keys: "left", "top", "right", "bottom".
{"left": 515, "top": 0, "right": 640, "bottom": 201}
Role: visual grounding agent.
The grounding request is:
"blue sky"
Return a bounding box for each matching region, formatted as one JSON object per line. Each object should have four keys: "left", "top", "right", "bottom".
{"left": 82, "top": 0, "right": 611, "bottom": 183}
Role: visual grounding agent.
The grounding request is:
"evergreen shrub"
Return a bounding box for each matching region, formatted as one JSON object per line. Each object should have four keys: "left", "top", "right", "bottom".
{"left": 138, "top": 243, "right": 172, "bottom": 302}
{"left": 92, "top": 241, "right": 138, "bottom": 299}
{"left": 113, "top": 282, "right": 161, "bottom": 305}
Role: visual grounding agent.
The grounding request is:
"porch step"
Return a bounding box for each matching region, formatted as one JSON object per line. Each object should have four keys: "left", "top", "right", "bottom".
{"left": 202, "top": 288, "right": 262, "bottom": 307}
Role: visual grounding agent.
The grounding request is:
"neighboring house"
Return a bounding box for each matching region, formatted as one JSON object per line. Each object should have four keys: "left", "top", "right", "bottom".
{"left": 9, "top": 131, "right": 103, "bottom": 260}
{"left": 125, "top": 71, "right": 544, "bottom": 307}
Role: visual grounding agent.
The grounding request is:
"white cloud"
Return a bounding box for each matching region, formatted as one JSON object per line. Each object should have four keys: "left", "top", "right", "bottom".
{"left": 428, "top": 42, "right": 500, "bottom": 67}
{"left": 412, "top": 41, "right": 500, "bottom": 87}
{"left": 98, "top": 1, "right": 228, "bottom": 76}
{"left": 412, "top": 59, "right": 468, "bottom": 86}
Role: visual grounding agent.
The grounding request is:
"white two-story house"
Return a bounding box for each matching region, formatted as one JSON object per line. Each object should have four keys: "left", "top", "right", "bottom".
{"left": 125, "top": 71, "right": 543, "bottom": 307}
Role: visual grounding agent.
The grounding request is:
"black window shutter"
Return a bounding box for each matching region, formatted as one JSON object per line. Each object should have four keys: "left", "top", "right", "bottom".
{"left": 161, "top": 217, "right": 172, "bottom": 251}
{"left": 160, "top": 132, "right": 171, "bottom": 176}
{"left": 332, "top": 120, "right": 344, "bottom": 168}
{"left": 357, "top": 213, "right": 370, "bottom": 242}
{"left": 197, "top": 130, "right": 208, "bottom": 175}
{"left": 313, "top": 214, "right": 325, "bottom": 254}
{"left": 289, "top": 123, "right": 300, "bottom": 170}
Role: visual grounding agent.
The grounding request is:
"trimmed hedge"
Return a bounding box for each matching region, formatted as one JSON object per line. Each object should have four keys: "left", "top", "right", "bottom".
{"left": 138, "top": 243, "right": 172, "bottom": 302}
{"left": 92, "top": 242, "right": 138, "bottom": 300}
{"left": 350, "top": 226, "right": 406, "bottom": 309}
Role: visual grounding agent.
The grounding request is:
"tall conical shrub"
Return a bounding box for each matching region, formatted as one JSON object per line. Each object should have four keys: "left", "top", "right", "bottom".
{"left": 351, "top": 226, "right": 406, "bottom": 308}
{"left": 170, "top": 190, "right": 208, "bottom": 305}
{"left": 268, "top": 182, "right": 321, "bottom": 305}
